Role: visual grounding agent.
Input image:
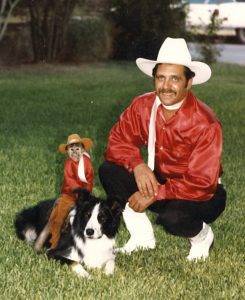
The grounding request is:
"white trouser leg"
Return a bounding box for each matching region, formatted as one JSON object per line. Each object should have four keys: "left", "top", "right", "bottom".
{"left": 116, "top": 203, "right": 156, "bottom": 254}
{"left": 187, "top": 222, "right": 214, "bottom": 261}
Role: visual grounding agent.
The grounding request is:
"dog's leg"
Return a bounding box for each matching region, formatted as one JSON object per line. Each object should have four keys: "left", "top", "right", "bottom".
{"left": 71, "top": 262, "right": 91, "bottom": 279}
{"left": 34, "top": 223, "right": 50, "bottom": 253}
{"left": 104, "top": 259, "right": 115, "bottom": 276}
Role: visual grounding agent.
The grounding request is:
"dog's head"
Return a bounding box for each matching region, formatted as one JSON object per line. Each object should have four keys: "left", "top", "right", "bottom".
{"left": 70, "top": 189, "right": 122, "bottom": 240}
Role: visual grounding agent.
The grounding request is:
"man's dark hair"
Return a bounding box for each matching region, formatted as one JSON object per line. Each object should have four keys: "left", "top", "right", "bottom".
{"left": 184, "top": 66, "right": 195, "bottom": 81}
{"left": 152, "top": 63, "right": 195, "bottom": 81}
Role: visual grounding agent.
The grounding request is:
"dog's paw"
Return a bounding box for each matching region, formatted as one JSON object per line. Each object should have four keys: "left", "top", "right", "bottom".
{"left": 71, "top": 263, "right": 91, "bottom": 279}
{"left": 104, "top": 259, "right": 115, "bottom": 276}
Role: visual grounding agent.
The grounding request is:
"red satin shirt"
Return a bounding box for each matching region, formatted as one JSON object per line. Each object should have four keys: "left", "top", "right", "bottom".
{"left": 61, "top": 155, "right": 94, "bottom": 196}
{"left": 105, "top": 91, "right": 223, "bottom": 201}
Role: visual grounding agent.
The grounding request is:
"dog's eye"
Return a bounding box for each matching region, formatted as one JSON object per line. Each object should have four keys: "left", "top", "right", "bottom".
{"left": 98, "top": 213, "right": 107, "bottom": 223}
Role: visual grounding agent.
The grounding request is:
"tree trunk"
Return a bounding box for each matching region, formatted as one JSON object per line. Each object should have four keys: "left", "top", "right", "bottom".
{"left": 28, "top": 1, "right": 45, "bottom": 62}
{"left": 26, "top": 0, "right": 77, "bottom": 62}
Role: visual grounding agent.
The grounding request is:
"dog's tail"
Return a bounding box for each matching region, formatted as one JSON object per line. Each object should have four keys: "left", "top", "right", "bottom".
{"left": 14, "top": 199, "right": 55, "bottom": 243}
{"left": 14, "top": 207, "right": 39, "bottom": 243}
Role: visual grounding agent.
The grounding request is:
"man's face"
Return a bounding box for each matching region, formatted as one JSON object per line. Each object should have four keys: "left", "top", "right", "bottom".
{"left": 67, "top": 143, "right": 83, "bottom": 161}
{"left": 154, "top": 64, "right": 192, "bottom": 106}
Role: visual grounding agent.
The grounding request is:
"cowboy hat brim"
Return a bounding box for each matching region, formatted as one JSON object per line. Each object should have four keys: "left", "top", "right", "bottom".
{"left": 136, "top": 58, "right": 211, "bottom": 85}
{"left": 58, "top": 138, "right": 93, "bottom": 154}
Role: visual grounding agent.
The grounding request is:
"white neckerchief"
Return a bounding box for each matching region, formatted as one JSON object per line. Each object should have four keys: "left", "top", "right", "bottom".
{"left": 162, "top": 99, "right": 184, "bottom": 110}
{"left": 78, "top": 152, "right": 90, "bottom": 183}
{"left": 147, "top": 96, "right": 161, "bottom": 170}
{"left": 147, "top": 96, "right": 183, "bottom": 170}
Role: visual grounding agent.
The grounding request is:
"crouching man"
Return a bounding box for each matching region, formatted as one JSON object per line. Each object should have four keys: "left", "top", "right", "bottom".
{"left": 99, "top": 37, "right": 226, "bottom": 260}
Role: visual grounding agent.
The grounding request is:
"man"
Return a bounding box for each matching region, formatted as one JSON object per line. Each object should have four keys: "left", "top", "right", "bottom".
{"left": 99, "top": 37, "right": 226, "bottom": 261}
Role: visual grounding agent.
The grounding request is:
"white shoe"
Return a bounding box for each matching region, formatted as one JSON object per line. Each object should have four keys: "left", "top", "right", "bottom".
{"left": 187, "top": 223, "right": 214, "bottom": 261}
{"left": 116, "top": 237, "right": 156, "bottom": 254}
{"left": 117, "top": 203, "right": 156, "bottom": 254}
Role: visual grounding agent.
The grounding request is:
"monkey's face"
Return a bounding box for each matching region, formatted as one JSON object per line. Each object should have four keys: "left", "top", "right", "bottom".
{"left": 67, "top": 143, "right": 84, "bottom": 161}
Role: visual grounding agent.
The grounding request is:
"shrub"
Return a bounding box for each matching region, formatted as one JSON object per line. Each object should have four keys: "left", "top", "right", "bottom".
{"left": 65, "top": 16, "right": 112, "bottom": 62}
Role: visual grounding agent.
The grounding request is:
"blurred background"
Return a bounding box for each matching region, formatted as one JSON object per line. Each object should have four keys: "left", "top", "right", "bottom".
{"left": 0, "top": 0, "right": 244, "bottom": 66}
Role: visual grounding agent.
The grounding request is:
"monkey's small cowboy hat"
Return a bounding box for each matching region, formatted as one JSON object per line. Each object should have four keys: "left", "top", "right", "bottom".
{"left": 58, "top": 134, "right": 93, "bottom": 154}
{"left": 136, "top": 37, "right": 211, "bottom": 85}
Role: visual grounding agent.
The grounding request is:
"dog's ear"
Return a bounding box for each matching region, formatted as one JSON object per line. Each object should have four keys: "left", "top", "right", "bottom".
{"left": 107, "top": 196, "right": 123, "bottom": 216}
{"left": 72, "top": 188, "right": 91, "bottom": 204}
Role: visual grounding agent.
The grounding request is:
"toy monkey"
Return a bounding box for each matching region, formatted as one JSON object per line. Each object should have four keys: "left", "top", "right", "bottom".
{"left": 34, "top": 134, "right": 94, "bottom": 252}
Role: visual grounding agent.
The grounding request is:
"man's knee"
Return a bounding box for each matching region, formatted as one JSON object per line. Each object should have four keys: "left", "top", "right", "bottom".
{"left": 99, "top": 161, "right": 120, "bottom": 181}
{"left": 99, "top": 161, "right": 137, "bottom": 201}
{"left": 98, "top": 161, "right": 108, "bottom": 176}
{"left": 99, "top": 160, "right": 135, "bottom": 186}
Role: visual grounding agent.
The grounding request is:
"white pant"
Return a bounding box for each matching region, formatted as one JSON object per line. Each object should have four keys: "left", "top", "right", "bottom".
{"left": 116, "top": 203, "right": 156, "bottom": 253}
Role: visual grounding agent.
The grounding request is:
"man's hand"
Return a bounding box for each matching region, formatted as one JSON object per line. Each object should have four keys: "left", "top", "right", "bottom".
{"left": 134, "top": 163, "right": 158, "bottom": 197}
{"left": 128, "top": 191, "right": 156, "bottom": 212}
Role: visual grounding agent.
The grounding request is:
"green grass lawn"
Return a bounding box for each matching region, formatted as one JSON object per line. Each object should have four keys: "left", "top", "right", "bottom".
{"left": 0, "top": 62, "right": 244, "bottom": 299}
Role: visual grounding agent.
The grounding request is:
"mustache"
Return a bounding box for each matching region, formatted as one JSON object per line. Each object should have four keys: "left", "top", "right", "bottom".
{"left": 158, "top": 89, "right": 176, "bottom": 94}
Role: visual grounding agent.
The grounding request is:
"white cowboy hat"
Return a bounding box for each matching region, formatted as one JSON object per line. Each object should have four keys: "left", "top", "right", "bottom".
{"left": 136, "top": 37, "right": 211, "bottom": 85}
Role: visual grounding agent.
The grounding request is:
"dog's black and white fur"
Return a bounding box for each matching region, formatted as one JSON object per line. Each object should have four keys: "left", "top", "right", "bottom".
{"left": 14, "top": 189, "right": 122, "bottom": 278}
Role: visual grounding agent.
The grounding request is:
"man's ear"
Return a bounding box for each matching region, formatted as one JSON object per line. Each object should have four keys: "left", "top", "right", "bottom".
{"left": 187, "top": 78, "right": 193, "bottom": 90}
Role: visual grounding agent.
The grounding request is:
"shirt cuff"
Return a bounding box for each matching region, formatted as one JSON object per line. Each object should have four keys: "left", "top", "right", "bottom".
{"left": 126, "top": 158, "right": 144, "bottom": 172}
{"left": 156, "top": 184, "right": 167, "bottom": 200}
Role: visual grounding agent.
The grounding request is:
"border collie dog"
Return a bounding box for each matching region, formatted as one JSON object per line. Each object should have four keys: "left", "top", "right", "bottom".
{"left": 15, "top": 189, "right": 122, "bottom": 278}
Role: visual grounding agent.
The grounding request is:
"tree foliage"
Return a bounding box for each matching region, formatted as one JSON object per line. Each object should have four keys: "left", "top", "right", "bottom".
{"left": 106, "top": 0, "right": 186, "bottom": 59}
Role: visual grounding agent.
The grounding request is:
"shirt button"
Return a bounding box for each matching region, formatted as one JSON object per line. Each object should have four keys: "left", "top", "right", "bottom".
{"left": 160, "top": 146, "right": 163, "bottom": 151}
